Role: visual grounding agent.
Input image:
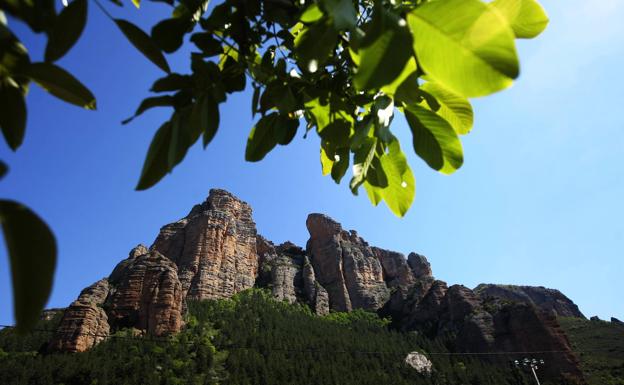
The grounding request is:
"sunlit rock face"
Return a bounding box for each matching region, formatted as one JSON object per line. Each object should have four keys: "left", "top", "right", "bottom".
{"left": 49, "top": 279, "right": 111, "bottom": 353}
{"left": 152, "top": 189, "right": 259, "bottom": 300}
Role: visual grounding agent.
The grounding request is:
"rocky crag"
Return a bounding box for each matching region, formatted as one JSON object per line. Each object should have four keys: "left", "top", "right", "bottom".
{"left": 49, "top": 189, "right": 586, "bottom": 384}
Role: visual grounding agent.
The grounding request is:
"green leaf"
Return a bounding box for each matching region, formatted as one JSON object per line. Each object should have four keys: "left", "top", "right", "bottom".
{"left": 0, "top": 200, "right": 56, "bottom": 332}
{"left": 122, "top": 95, "right": 174, "bottom": 124}
{"left": 330, "top": 147, "right": 349, "bottom": 183}
{"left": 377, "top": 140, "right": 415, "bottom": 217}
{"left": 136, "top": 121, "right": 173, "bottom": 190}
{"left": 405, "top": 104, "right": 463, "bottom": 174}
{"left": 491, "top": 0, "right": 549, "bottom": 39}
{"left": 190, "top": 94, "right": 220, "bottom": 148}
{"left": 245, "top": 113, "right": 280, "bottom": 162}
{"left": 407, "top": 0, "right": 519, "bottom": 97}
{"left": 320, "top": 147, "right": 333, "bottom": 176}
{"left": 321, "top": 0, "right": 357, "bottom": 30}
{"left": 300, "top": 4, "right": 323, "bottom": 23}
{"left": 421, "top": 82, "right": 473, "bottom": 135}
{"left": 151, "top": 18, "right": 189, "bottom": 54}
{"left": 168, "top": 110, "right": 192, "bottom": 170}
{"left": 44, "top": 0, "right": 87, "bottom": 62}
{"left": 350, "top": 137, "right": 376, "bottom": 193}
{"left": 294, "top": 20, "right": 338, "bottom": 72}
{"left": 353, "top": 8, "right": 413, "bottom": 91}
{"left": 275, "top": 115, "right": 299, "bottom": 145}
{"left": 0, "top": 79, "right": 26, "bottom": 150}
{"left": 114, "top": 19, "right": 171, "bottom": 73}
{"left": 22, "top": 62, "right": 96, "bottom": 109}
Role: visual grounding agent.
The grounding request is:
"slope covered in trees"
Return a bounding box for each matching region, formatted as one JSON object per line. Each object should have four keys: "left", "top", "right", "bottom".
{"left": 0, "top": 289, "right": 534, "bottom": 384}
{"left": 558, "top": 317, "right": 624, "bottom": 385}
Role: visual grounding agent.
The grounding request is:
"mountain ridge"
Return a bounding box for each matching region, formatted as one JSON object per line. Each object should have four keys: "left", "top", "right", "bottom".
{"left": 48, "top": 188, "right": 588, "bottom": 384}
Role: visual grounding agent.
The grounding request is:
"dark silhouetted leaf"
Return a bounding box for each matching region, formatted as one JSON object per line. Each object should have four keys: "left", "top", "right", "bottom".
{"left": 151, "top": 73, "right": 191, "bottom": 92}
{"left": 151, "top": 18, "right": 189, "bottom": 54}
{"left": 0, "top": 160, "right": 7, "bottom": 179}
{"left": 122, "top": 95, "right": 174, "bottom": 124}
{"left": 114, "top": 19, "right": 171, "bottom": 73}
{"left": 0, "top": 200, "right": 56, "bottom": 333}
{"left": 190, "top": 94, "right": 220, "bottom": 148}
{"left": 136, "top": 121, "right": 173, "bottom": 190}
{"left": 22, "top": 62, "right": 96, "bottom": 109}
{"left": 0, "top": 80, "right": 26, "bottom": 150}
{"left": 44, "top": 0, "right": 87, "bottom": 62}
{"left": 245, "top": 113, "right": 280, "bottom": 162}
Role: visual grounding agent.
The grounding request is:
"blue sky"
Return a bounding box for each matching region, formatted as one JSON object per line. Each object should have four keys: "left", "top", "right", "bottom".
{"left": 1, "top": 0, "right": 623, "bottom": 325}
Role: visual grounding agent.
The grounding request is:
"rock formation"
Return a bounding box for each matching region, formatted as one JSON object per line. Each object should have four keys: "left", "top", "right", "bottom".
{"left": 474, "top": 284, "right": 585, "bottom": 318}
{"left": 152, "top": 189, "right": 258, "bottom": 300}
{"left": 49, "top": 188, "right": 588, "bottom": 383}
{"left": 49, "top": 279, "right": 111, "bottom": 352}
{"left": 305, "top": 214, "right": 390, "bottom": 311}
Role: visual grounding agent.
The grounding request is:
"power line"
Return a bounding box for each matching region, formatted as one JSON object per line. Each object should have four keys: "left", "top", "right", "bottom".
{"left": 0, "top": 324, "right": 616, "bottom": 356}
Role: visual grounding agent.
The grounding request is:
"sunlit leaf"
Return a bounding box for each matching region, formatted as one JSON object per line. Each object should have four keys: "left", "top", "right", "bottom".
{"left": 0, "top": 200, "right": 56, "bottom": 332}
{"left": 491, "top": 0, "right": 549, "bottom": 39}
{"left": 44, "top": 0, "right": 87, "bottom": 62}
{"left": 405, "top": 104, "right": 463, "bottom": 174}
{"left": 421, "top": 82, "right": 473, "bottom": 135}
{"left": 407, "top": 0, "right": 519, "bottom": 97}
{"left": 300, "top": 4, "right": 323, "bottom": 23}
{"left": 353, "top": 8, "right": 412, "bottom": 91}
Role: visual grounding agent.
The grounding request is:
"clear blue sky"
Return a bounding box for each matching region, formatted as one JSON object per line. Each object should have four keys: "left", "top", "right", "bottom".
{"left": 1, "top": 0, "right": 623, "bottom": 325}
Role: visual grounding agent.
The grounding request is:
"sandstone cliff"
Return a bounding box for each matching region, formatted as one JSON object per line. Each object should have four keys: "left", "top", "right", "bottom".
{"left": 49, "top": 188, "right": 587, "bottom": 383}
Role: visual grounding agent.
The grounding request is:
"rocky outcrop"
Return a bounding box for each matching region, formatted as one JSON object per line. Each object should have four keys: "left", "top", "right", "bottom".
{"left": 49, "top": 279, "right": 111, "bottom": 352}
{"left": 49, "top": 187, "right": 588, "bottom": 383}
{"left": 474, "top": 284, "right": 585, "bottom": 318}
{"left": 256, "top": 235, "right": 329, "bottom": 314}
{"left": 107, "top": 250, "right": 184, "bottom": 336}
{"left": 152, "top": 189, "right": 258, "bottom": 301}
{"left": 306, "top": 214, "right": 390, "bottom": 312}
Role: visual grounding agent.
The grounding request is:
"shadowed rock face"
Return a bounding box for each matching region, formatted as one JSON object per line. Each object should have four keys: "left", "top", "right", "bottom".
{"left": 152, "top": 189, "right": 259, "bottom": 300}
{"left": 306, "top": 214, "right": 390, "bottom": 312}
{"left": 474, "top": 284, "right": 585, "bottom": 318}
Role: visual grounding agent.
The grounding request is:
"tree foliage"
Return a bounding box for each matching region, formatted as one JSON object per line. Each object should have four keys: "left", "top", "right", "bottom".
{"left": 0, "top": 0, "right": 548, "bottom": 331}
{"left": 0, "top": 289, "right": 538, "bottom": 385}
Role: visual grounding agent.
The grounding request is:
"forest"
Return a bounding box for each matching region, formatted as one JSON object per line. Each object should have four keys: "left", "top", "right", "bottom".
{"left": 0, "top": 289, "right": 547, "bottom": 385}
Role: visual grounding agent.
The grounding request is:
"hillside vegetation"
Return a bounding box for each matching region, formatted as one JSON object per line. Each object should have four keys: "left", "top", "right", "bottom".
{"left": 559, "top": 317, "right": 624, "bottom": 385}
{"left": 0, "top": 289, "right": 545, "bottom": 384}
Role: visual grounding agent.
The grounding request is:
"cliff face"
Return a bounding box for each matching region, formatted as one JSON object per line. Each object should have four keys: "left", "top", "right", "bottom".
{"left": 152, "top": 189, "right": 258, "bottom": 300}
{"left": 49, "top": 188, "right": 587, "bottom": 383}
{"left": 474, "top": 284, "right": 585, "bottom": 318}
